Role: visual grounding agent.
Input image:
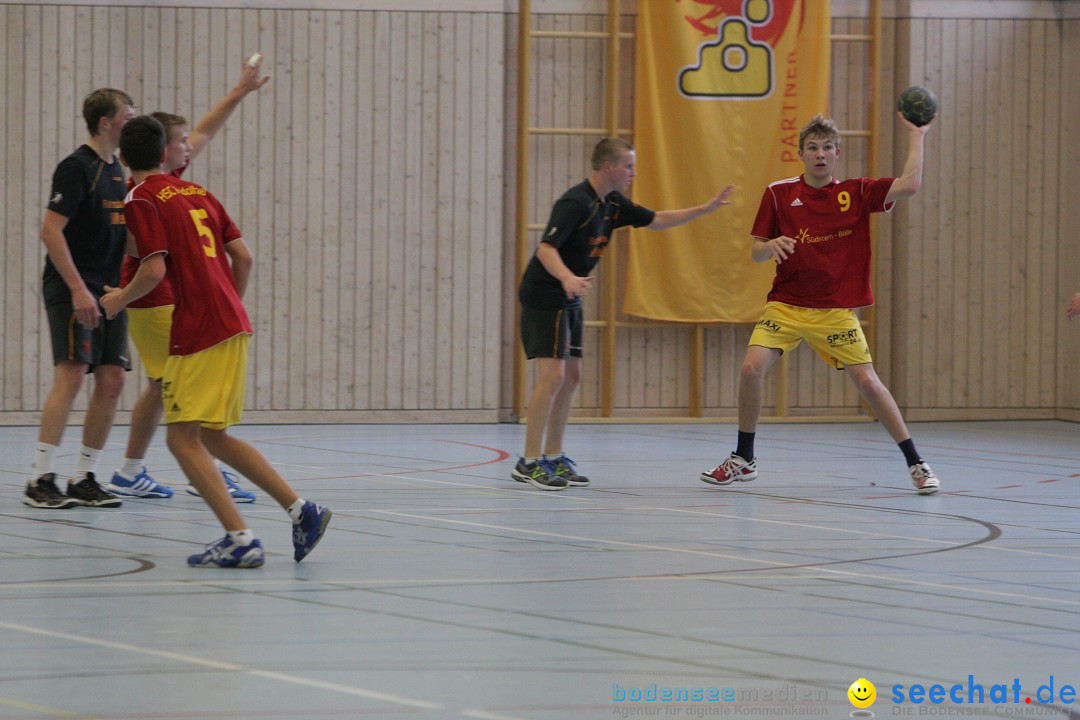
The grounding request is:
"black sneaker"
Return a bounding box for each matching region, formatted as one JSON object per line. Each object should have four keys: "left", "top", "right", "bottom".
{"left": 511, "top": 458, "right": 568, "bottom": 491}
{"left": 23, "top": 473, "right": 78, "bottom": 509}
{"left": 67, "top": 473, "right": 123, "bottom": 507}
{"left": 548, "top": 454, "right": 591, "bottom": 487}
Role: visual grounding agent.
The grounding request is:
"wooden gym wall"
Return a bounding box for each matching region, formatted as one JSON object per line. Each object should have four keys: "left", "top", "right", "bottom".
{"left": 0, "top": 0, "right": 1076, "bottom": 424}
{"left": 1057, "top": 9, "right": 1080, "bottom": 420}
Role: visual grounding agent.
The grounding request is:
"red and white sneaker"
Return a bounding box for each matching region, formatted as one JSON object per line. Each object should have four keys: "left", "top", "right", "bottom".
{"left": 909, "top": 461, "right": 940, "bottom": 495}
{"left": 700, "top": 454, "right": 758, "bottom": 486}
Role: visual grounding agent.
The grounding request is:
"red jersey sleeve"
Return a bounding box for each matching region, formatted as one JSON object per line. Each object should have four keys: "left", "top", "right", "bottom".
{"left": 210, "top": 194, "right": 243, "bottom": 245}
{"left": 750, "top": 185, "right": 781, "bottom": 240}
{"left": 862, "top": 176, "right": 896, "bottom": 213}
{"left": 123, "top": 194, "right": 169, "bottom": 260}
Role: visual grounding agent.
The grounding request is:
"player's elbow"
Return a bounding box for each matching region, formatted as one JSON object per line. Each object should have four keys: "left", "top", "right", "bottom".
{"left": 647, "top": 214, "right": 672, "bottom": 232}
{"left": 233, "top": 255, "right": 254, "bottom": 276}
{"left": 145, "top": 262, "right": 167, "bottom": 286}
{"left": 892, "top": 176, "right": 921, "bottom": 199}
{"left": 225, "top": 241, "right": 254, "bottom": 267}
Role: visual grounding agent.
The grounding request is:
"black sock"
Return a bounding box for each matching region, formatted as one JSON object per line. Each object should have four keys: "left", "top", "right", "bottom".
{"left": 735, "top": 431, "right": 756, "bottom": 462}
{"left": 898, "top": 439, "right": 922, "bottom": 466}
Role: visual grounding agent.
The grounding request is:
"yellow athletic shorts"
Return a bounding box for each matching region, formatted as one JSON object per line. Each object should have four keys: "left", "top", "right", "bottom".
{"left": 748, "top": 301, "right": 872, "bottom": 369}
{"left": 127, "top": 305, "right": 173, "bottom": 381}
{"left": 162, "top": 333, "right": 250, "bottom": 430}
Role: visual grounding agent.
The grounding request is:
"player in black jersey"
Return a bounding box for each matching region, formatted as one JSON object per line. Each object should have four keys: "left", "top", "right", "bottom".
{"left": 24, "top": 88, "right": 137, "bottom": 509}
{"left": 514, "top": 137, "right": 734, "bottom": 490}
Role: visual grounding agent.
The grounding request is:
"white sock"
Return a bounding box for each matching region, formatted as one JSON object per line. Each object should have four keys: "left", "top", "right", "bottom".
{"left": 119, "top": 458, "right": 143, "bottom": 479}
{"left": 543, "top": 453, "right": 563, "bottom": 461}
{"left": 227, "top": 529, "right": 255, "bottom": 546}
{"left": 73, "top": 445, "right": 102, "bottom": 480}
{"left": 524, "top": 456, "right": 541, "bottom": 465}
{"left": 286, "top": 498, "right": 305, "bottom": 521}
{"left": 32, "top": 442, "right": 59, "bottom": 483}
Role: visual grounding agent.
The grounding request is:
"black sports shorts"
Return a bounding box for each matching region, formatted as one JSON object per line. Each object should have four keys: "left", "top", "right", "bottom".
{"left": 520, "top": 304, "right": 583, "bottom": 359}
{"left": 45, "top": 299, "right": 131, "bottom": 369}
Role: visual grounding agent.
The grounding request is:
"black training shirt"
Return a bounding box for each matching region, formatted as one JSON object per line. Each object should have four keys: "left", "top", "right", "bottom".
{"left": 519, "top": 180, "right": 655, "bottom": 310}
{"left": 42, "top": 145, "right": 128, "bottom": 304}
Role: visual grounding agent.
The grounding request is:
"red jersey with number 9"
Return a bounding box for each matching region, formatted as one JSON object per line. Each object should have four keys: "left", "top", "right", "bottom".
{"left": 123, "top": 173, "right": 252, "bottom": 356}
{"left": 750, "top": 175, "right": 895, "bottom": 309}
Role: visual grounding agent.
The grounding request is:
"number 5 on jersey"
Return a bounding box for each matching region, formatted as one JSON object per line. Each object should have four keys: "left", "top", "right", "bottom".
{"left": 189, "top": 209, "right": 217, "bottom": 258}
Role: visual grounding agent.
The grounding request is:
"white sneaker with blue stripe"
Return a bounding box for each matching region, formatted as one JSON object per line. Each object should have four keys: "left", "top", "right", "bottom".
{"left": 106, "top": 467, "right": 174, "bottom": 498}
{"left": 185, "top": 469, "right": 256, "bottom": 503}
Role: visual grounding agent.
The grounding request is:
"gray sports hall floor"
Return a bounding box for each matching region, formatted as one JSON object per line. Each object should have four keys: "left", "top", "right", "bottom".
{"left": 1, "top": 420, "right": 1078, "bottom": 720}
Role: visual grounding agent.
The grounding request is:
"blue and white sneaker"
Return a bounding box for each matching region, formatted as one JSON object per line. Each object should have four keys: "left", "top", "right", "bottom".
{"left": 185, "top": 469, "right": 256, "bottom": 503}
{"left": 187, "top": 536, "right": 265, "bottom": 568}
{"left": 106, "top": 467, "right": 175, "bottom": 498}
{"left": 292, "top": 501, "right": 332, "bottom": 562}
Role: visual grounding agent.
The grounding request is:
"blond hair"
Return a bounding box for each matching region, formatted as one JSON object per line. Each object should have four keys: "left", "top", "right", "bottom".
{"left": 798, "top": 114, "right": 840, "bottom": 152}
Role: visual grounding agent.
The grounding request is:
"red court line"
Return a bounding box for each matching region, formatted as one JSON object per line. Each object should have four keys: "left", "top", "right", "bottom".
{"left": 300, "top": 440, "right": 510, "bottom": 481}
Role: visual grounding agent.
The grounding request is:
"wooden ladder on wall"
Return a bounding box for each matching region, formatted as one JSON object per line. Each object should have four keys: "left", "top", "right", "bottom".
{"left": 513, "top": 0, "right": 883, "bottom": 423}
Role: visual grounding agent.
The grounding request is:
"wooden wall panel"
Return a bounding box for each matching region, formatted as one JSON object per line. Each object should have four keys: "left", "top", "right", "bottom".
{"left": 1057, "top": 17, "right": 1080, "bottom": 418}
{"left": 1, "top": 5, "right": 506, "bottom": 423}
{"left": 887, "top": 16, "right": 1064, "bottom": 419}
{"left": 0, "top": 3, "right": 1075, "bottom": 424}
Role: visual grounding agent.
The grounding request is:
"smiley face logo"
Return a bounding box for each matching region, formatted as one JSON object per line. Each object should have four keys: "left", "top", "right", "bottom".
{"left": 847, "top": 678, "right": 876, "bottom": 709}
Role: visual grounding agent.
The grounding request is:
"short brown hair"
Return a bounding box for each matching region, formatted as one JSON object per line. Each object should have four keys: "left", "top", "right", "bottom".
{"left": 82, "top": 88, "right": 135, "bottom": 136}
{"left": 150, "top": 111, "right": 188, "bottom": 140}
{"left": 798, "top": 114, "right": 841, "bottom": 152}
{"left": 119, "top": 115, "right": 166, "bottom": 171}
{"left": 591, "top": 137, "right": 634, "bottom": 170}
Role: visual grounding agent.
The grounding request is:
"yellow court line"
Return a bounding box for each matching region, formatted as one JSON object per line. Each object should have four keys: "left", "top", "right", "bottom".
{"left": 0, "top": 695, "right": 102, "bottom": 719}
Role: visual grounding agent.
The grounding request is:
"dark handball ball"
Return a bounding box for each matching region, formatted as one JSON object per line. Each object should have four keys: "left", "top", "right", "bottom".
{"left": 897, "top": 85, "right": 938, "bottom": 127}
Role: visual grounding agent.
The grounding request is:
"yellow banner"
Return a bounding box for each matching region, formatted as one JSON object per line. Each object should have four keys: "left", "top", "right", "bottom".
{"left": 625, "top": 0, "right": 831, "bottom": 322}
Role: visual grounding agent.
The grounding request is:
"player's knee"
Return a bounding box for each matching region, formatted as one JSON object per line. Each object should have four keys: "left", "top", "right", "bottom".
{"left": 538, "top": 371, "right": 566, "bottom": 394}
{"left": 166, "top": 429, "right": 199, "bottom": 457}
{"left": 562, "top": 365, "right": 582, "bottom": 388}
{"left": 93, "top": 368, "right": 126, "bottom": 398}
{"left": 852, "top": 371, "right": 885, "bottom": 399}
{"left": 740, "top": 358, "right": 768, "bottom": 380}
{"left": 535, "top": 360, "right": 568, "bottom": 391}
{"left": 51, "top": 374, "right": 86, "bottom": 399}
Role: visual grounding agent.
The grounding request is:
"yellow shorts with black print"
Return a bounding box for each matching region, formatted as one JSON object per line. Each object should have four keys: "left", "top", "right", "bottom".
{"left": 162, "top": 333, "right": 250, "bottom": 430}
{"left": 127, "top": 305, "right": 173, "bottom": 381}
{"left": 748, "top": 301, "right": 872, "bottom": 369}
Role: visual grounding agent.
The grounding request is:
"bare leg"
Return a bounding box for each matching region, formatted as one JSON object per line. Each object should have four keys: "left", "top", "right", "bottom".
{"left": 81, "top": 364, "right": 125, "bottom": 450}
{"left": 167, "top": 422, "right": 245, "bottom": 531}
{"left": 37, "top": 361, "right": 89, "bottom": 446}
{"left": 738, "top": 346, "right": 782, "bottom": 433}
{"left": 542, "top": 356, "right": 582, "bottom": 455}
{"left": 201, "top": 429, "right": 299, "bottom": 510}
{"left": 846, "top": 363, "right": 912, "bottom": 442}
{"left": 523, "top": 357, "right": 566, "bottom": 458}
{"left": 124, "top": 380, "right": 164, "bottom": 459}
